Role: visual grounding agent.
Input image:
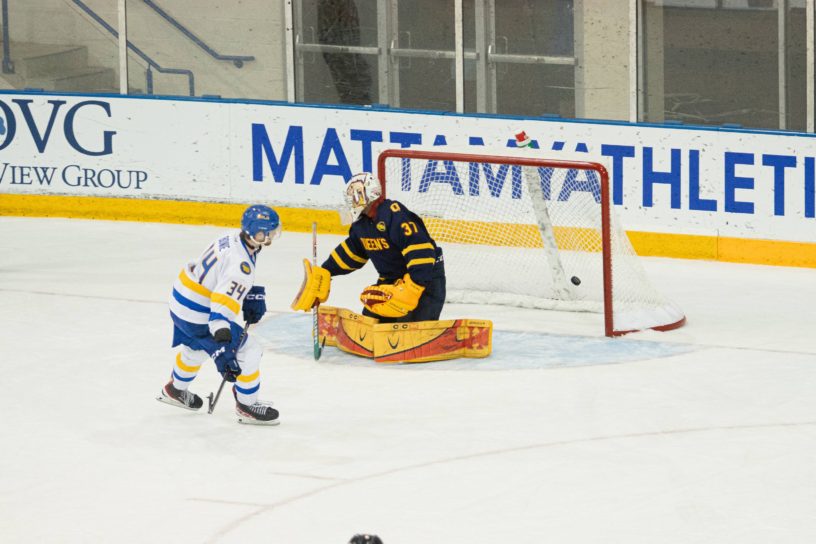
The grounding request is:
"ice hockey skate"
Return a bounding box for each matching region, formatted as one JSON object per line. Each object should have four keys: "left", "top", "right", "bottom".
{"left": 156, "top": 380, "right": 203, "bottom": 411}
{"left": 234, "top": 388, "right": 279, "bottom": 425}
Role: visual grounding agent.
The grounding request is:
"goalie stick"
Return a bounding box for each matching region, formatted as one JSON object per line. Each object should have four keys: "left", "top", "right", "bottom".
{"left": 312, "top": 221, "right": 327, "bottom": 360}
{"left": 207, "top": 323, "right": 251, "bottom": 414}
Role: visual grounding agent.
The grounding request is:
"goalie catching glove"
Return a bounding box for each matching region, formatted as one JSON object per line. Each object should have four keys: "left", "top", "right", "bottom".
{"left": 360, "top": 274, "right": 425, "bottom": 318}
{"left": 291, "top": 259, "right": 331, "bottom": 311}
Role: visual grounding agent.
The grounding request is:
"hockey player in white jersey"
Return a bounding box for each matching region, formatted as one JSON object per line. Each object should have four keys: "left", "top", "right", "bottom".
{"left": 157, "top": 204, "right": 281, "bottom": 425}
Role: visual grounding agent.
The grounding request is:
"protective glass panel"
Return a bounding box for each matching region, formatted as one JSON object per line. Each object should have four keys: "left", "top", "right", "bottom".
{"left": 492, "top": 0, "right": 577, "bottom": 118}
{"left": 125, "top": 1, "right": 285, "bottom": 98}
{"left": 1, "top": 0, "right": 120, "bottom": 93}
{"left": 495, "top": 64, "right": 575, "bottom": 118}
{"left": 643, "top": 0, "right": 801, "bottom": 130}
{"left": 393, "top": 0, "right": 458, "bottom": 110}
{"left": 784, "top": 1, "right": 806, "bottom": 132}
{"left": 296, "top": 0, "right": 378, "bottom": 105}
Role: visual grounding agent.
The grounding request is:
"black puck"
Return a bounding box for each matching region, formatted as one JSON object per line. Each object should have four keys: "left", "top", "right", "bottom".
{"left": 571, "top": 276, "right": 581, "bottom": 286}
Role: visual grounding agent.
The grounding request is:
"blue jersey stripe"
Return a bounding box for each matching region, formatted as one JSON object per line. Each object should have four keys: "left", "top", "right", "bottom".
{"left": 172, "top": 288, "right": 210, "bottom": 313}
{"left": 171, "top": 312, "right": 210, "bottom": 338}
{"left": 209, "top": 311, "right": 235, "bottom": 324}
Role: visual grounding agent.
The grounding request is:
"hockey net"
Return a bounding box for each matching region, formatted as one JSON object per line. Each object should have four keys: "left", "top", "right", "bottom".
{"left": 376, "top": 148, "right": 685, "bottom": 336}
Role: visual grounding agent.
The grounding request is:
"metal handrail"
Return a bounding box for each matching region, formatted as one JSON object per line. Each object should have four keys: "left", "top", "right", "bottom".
{"left": 71, "top": 0, "right": 195, "bottom": 95}
{"left": 488, "top": 52, "right": 575, "bottom": 66}
{"left": 142, "top": 0, "right": 254, "bottom": 68}
{"left": 297, "top": 43, "right": 379, "bottom": 56}
{"left": 389, "top": 47, "right": 479, "bottom": 61}
{"left": 1, "top": 0, "right": 13, "bottom": 74}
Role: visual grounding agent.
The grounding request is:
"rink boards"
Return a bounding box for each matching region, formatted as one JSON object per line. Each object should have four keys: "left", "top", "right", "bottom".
{"left": 0, "top": 91, "right": 814, "bottom": 268}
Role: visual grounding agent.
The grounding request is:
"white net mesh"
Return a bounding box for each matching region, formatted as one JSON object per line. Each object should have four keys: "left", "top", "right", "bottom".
{"left": 378, "top": 148, "right": 685, "bottom": 335}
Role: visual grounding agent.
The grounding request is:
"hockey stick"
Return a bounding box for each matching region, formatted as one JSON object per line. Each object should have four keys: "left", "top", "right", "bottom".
{"left": 207, "top": 323, "right": 251, "bottom": 414}
{"left": 312, "top": 221, "right": 327, "bottom": 360}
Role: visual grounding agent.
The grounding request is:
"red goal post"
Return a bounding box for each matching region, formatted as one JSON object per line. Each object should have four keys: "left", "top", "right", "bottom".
{"left": 376, "top": 147, "right": 686, "bottom": 337}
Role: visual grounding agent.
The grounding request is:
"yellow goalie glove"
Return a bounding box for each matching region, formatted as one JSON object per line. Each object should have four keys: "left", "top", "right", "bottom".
{"left": 360, "top": 274, "right": 425, "bottom": 318}
{"left": 291, "top": 258, "right": 331, "bottom": 311}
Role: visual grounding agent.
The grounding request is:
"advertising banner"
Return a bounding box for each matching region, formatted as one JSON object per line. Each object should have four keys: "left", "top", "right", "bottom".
{"left": 1, "top": 92, "right": 814, "bottom": 245}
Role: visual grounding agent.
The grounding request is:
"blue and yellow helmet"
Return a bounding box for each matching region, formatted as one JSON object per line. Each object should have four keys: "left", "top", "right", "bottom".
{"left": 241, "top": 204, "right": 281, "bottom": 247}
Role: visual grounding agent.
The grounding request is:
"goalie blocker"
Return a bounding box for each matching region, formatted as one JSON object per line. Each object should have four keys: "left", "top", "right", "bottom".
{"left": 317, "top": 306, "right": 492, "bottom": 363}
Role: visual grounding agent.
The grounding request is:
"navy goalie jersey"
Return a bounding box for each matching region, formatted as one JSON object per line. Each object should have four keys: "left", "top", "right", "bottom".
{"left": 322, "top": 199, "right": 442, "bottom": 286}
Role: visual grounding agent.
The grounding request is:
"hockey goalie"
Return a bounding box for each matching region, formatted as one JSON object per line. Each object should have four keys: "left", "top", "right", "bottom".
{"left": 291, "top": 172, "right": 492, "bottom": 363}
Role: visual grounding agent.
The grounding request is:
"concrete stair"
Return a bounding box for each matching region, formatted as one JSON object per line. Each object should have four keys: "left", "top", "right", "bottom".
{"left": 0, "top": 41, "right": 126, "bottom": 93}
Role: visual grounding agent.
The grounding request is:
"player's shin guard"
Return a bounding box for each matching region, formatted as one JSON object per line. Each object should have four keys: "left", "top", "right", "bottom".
{"left": 171, "top": 347, "right": 207, "bottom": 388}
{"left": 157, "top": 347, "right": 208, "bottom": 410}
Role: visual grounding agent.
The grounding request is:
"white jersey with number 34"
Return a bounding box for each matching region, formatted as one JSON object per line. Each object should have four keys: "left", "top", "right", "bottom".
{"left": 168, "top": 230, "right": 257, "bottom": 334}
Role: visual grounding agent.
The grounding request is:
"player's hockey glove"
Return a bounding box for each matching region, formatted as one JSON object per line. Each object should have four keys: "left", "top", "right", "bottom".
{"left": 243, "top": 285, "right": 266, "bottom": 324}
{"left": 212, "top": 328, "right": 241, "bottom": 382}
{"left": 360, "top": 274, "right": 425, "bottom": 318}
{"left": 291, "top": 259, "right": 331, "bottom": 311}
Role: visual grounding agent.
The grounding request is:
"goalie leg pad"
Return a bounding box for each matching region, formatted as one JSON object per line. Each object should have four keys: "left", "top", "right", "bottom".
{"left": 317, "top": 305, "right": 339, "bottom": 347}
{"left": 291, "top": 259, "right": 331, "bottom": 311}
{"left": 318, "top": 306, "right": 378, "bottom": 357}
{"left": 317, "top": 307, "right": 491, "bottom": 363}
{"left": 372, "top": 319, "right": 492, "bottom": 363}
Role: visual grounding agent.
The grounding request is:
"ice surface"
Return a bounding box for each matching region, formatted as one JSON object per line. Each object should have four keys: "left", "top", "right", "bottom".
{"left": 0, "top": 216, "right": 814, "bottom": 544}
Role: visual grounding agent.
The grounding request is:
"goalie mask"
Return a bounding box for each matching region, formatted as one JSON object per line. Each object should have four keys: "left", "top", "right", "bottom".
{"left": 241, "top": 204, "right": 281, "bottom": 248}
{"left": 340, "top": 172, "right": 382, "bottom": 224}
